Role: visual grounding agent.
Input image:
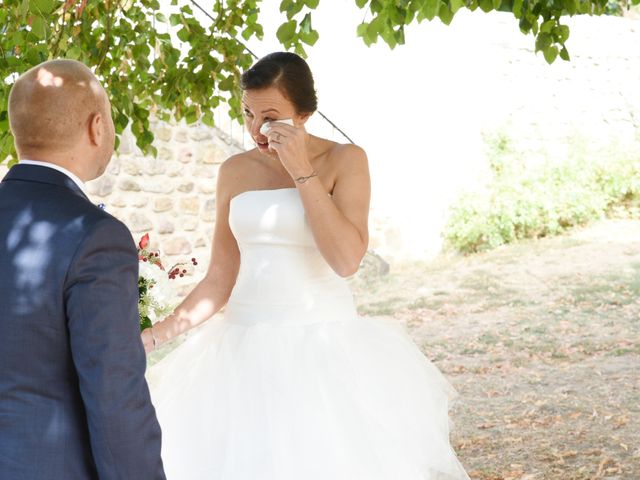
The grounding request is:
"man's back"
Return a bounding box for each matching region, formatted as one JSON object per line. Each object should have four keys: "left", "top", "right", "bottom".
{"left": 0, "top": 165, "right": 99, "bottom": 478}
{"left": 0, "top": 164, "right": 165, "bottom": 479}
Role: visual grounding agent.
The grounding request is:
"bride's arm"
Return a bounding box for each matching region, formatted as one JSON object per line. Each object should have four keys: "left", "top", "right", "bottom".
{"left": 264, "top": 124, "right": 370, "bottom": 278}
{"left": 296, "top": 144, "right": 371, "bottom": 277}
{"left": 142, "top": 161, "right": 240, "bottom": 351}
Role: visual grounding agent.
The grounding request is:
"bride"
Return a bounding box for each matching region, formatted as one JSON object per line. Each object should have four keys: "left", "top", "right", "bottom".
{"left": 143, "top": 51, "right": 470, "bottom": 480}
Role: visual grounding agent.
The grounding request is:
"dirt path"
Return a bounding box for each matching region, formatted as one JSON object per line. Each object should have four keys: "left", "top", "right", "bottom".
{"left": 351, "top": 219, "right": 640, "bottom": 480}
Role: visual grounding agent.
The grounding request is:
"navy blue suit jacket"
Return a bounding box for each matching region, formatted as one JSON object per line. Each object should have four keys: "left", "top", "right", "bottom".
{"left": 0, "top": 164, "right": 166, "bottom": 479}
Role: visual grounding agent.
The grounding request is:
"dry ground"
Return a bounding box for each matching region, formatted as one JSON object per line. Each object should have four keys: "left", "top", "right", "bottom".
{"left": 350, "top": 219, "right": 640, "bottom": 480}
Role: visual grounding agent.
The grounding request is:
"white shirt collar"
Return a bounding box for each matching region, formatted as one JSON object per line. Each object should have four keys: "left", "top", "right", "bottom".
{"left": 19, "top": 159, "right": 89, "bottom": 197}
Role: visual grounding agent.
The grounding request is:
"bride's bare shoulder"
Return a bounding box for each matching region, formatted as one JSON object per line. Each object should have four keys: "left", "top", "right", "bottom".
{"left": 325, "top": 142, "right": 368, "bottom": 176}
{"left": 216, "top": 151, "right": 262, "bottom": 200}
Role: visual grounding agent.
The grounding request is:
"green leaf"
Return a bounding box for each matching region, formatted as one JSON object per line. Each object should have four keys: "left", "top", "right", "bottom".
{"left": 512, "top": 0, "right": 523, "bottom": 16}
{"left": 535, "top": 32, "right": 552, "bottom": 52}
{"left": 479, "top": 0, "right": 493, "bottom": 12}
{"left": 543, "top": 45, "right": 559, "bottom": 64}
{"left": 421, "top": 0, "right": 441, "bottom": 20}
{"left": 301, "top": 29, "right": 319, "bottom": 46}
{"left": 30, "top": 0, "right": 54, "bottom": 14}
{"left": 540, "top": 19, "right": 555, "bottom": 33}
{"left": 553, "top": 24, "right": 570, "bottom": 43}
{"left": 276, "top": 20, "right": 297, "bottom": 43}
{"left": 300, "top": 12, "right": 312, "bottom": 34}
{"left": 559, "top": 45, "right": 570, "bottom": 61}
{"left": 305, "top": 0, "right": 320, "bottom": 7}
{"left": 20, "top": 0, "right": 29, "bottom": 20}
{"left": 280, "top": 0, "right": 294, "bottom": 12}
{"left": 450, "top": 0, "right": 465, "bottom": 14}
{"left": 370, "top": 0, "right": 383, "bottom": 13}
{"left": 438, "top": 3, "right": 454, "bottom": 24}
{"left": 176, "top": 27, "right": 190, "bottom": 42}
{"left": 30, "top": 15, "right": 47, "bottom": 39}
{"left": 492, "top": 0, "right": 501, "bottom": 9}
{"left": 356, "top": 0, "right": 368, "bottom": 6}
{"left": 563, "top": 0, "right": 577, "bottom": 14}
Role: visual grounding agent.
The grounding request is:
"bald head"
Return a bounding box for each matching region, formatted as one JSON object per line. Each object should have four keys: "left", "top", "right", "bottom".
{"left": 9, "top": 59, "right": 109, "bottom": 153}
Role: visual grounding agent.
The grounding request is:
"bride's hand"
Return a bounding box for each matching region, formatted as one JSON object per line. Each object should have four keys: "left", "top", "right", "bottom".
{"left": 141, "top": 328, "right": 155, "bottom": 354}
{"left": 265, "top": 122, "right": 314, "bottom": 180}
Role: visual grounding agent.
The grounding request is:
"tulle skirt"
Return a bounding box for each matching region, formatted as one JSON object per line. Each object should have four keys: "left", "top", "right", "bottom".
{"left": 146, "top": 310, "right": 470, "bottom": 480}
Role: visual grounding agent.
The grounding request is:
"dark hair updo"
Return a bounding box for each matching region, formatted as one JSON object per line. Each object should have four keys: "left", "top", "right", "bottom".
{"left": 240, "top": 52, "right": 318, "bottom": 114}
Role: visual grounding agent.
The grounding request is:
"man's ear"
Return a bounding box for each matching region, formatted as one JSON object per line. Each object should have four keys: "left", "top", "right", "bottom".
{"left": 88, "top": 112, "right": 103, "bottom": 147}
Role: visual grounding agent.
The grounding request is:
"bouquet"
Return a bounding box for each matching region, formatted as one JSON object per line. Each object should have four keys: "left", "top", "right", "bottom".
{"left": 137, "top": 233, "right": 198, "bottom": 331}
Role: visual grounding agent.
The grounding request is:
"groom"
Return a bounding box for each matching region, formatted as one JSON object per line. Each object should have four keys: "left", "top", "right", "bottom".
{"left": 0, "top": 60, "right": 165, "bottom": 479}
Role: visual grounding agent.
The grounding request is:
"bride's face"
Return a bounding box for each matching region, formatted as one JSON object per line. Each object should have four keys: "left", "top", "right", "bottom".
{"left": 242, "top": 86, "right": 302, "bottom": 158}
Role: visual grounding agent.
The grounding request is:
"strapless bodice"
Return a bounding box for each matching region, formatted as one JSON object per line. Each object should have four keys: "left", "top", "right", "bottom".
{"left": 225, "top": 188, "right": 356, "bottom": 326}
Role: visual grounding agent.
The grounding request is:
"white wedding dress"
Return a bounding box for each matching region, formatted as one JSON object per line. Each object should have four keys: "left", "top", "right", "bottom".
{"left": 147, "top": 188, "right": 470, "bottom": 480}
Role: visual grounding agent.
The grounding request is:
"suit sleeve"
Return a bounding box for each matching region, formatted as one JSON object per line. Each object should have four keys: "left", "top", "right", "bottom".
{"left": 65, "top": 218, "right": 166, "bottom": 480}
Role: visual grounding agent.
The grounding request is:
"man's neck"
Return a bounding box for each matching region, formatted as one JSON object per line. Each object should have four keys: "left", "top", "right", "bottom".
{"left": 19, "top": 159, "right": 89, "bottom": 197}
{"left": 18, "top": 151, "right": 88, "bottom": 182}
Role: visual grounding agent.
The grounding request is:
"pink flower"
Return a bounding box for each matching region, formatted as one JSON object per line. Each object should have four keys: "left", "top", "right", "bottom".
{"left": 138, "top": 233, "right": 150, "bottom": 250}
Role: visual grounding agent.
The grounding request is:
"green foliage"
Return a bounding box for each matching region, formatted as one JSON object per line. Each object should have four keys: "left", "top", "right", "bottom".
{"left": 444, "top": 134, "right": 640, "bottom": 254}
{"left": 352, "top": 0, "right": 640, "bottom": 62}
{"left": 1, "top": 0, "right": 637, "bottom": 164}
{"left": 138, "top": 276, "right": 154, "bottom": 331}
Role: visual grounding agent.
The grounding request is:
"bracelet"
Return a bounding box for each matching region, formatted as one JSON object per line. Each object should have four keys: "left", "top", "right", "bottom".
{"left": 294, "top": 171, "right": 318, "bottom": 184}
{"left": 150, "top": 326, "right": 158, "bottom": 351}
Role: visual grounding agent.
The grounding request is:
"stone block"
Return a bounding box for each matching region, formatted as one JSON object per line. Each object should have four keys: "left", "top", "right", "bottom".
{"left": 128, "top": 212, "right": 153, "bottom": 233}
{"left": 110, "top": 196, "right": 127, "bottom": 208}
{"left": 119, "top": 178, "right": 141, "bottom": 192}
{"left": 131, "top": 196, "right": 148, "bottom": 208}
{"left": 167, "top": 164, "right": 182, "bottom": 178}
{"left": 198, "top": 181, "right": 216, "bottom": 194}
{"left": 158, "top": 147, "right": 174, "bottom": 161}
{"left": 157, "top": 218, "right": 175, "bottom": 234}
{"left": 178, "top": 147, "right": 195, "bottom": 164}
{"left": 202, "top": 145, "right": 226, "bottom": 164}
{"left": 154, "top": 125, "right": 173, "bottom": 142}
{"left": 154, "top": 197, "right": 174, "bottom": 213}
{"left": 180, "top": 197, "right": 200, "bottom": 216}
{"left": 201, "top": 198, "right": 216, "bottom": 222}
{"left": 190, "top": 127, "right": 212, "bottom": 142}
{"left": 192, "top": 165, "right": 216, "bottom": 179}
{"left": 175, "top": 129, "right": 189, "bottom": 143}
{"left": 182, "top": 217, "right": 199, "bottom": 231}
{"left": 163, "top": 237, "right": 192, "bottom": 255}
{"left": 144, "top": 157, "right": 166, "bottom": 176}
{"left": 121, "top": 157, "right": 142, "bottom": 176}
{"left": 194, "top": 236, "right": 208, "bottom": 248}
{"left": 87, "top": 175, "right": 115, "bottom": 197}
{"left": 106, "top": 157, "right": 121, "bottom": 175}
{"left": 142, "top": 181, "right": 174, "bottom": 194}
{"left": 178, "top": 182, "right": 195, "bottom": 193}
